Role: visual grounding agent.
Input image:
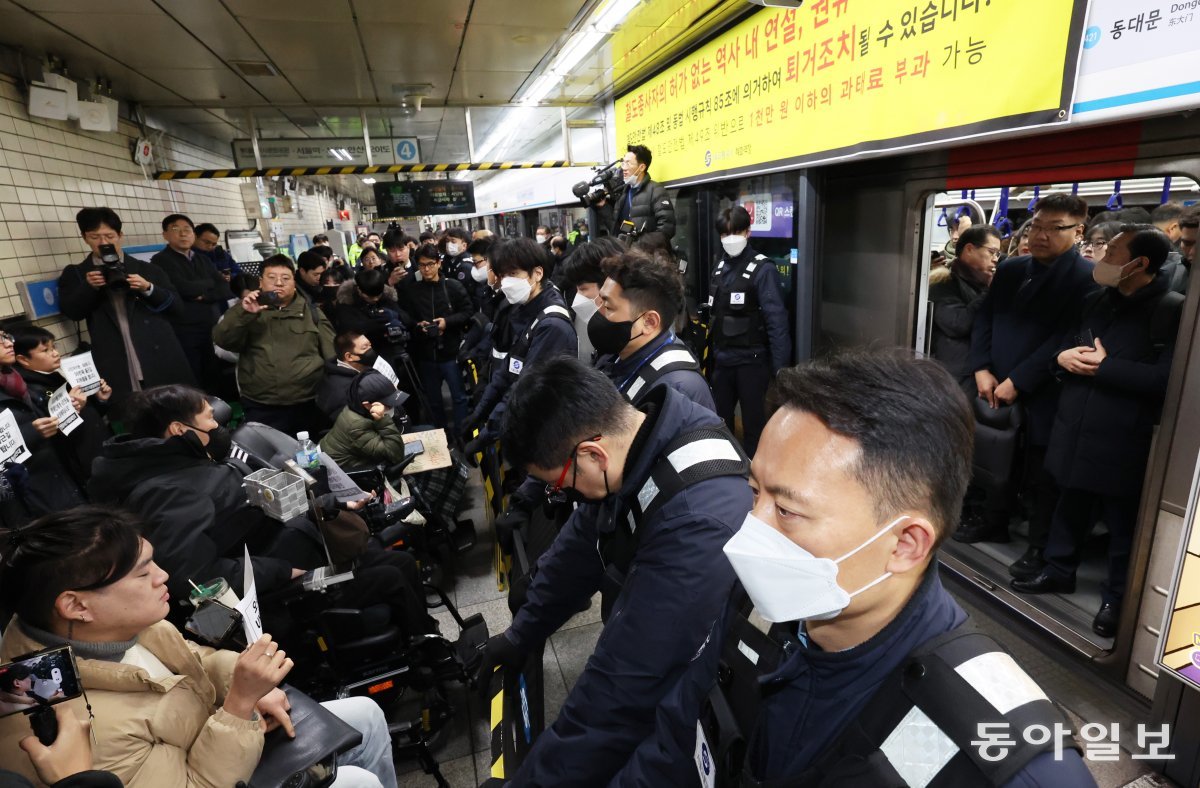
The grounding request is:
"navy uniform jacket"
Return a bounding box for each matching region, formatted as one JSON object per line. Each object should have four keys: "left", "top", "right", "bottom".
{"left": 617, "top": 567, "right": 1096, "bottom": 787}
{"left": 594, "top": 332, "right": 716, "bottom": 412}
{"left": 968, "top": 250, "right": 1098, "bottom": 445}
{"left": 1044, "top": 274, "right": 1183, "bottom": 496}
{"left": 472, "top": 286, "right": 576, "bottom": 441}
{"left": 505, "top": 388, "right": 753, "bottom": 786}
{"left": 710, "top": 246, "right": 792, "bottom": 371}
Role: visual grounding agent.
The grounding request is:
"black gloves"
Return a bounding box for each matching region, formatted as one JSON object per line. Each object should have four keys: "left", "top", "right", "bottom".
{"left": 493, "top": 506, "right": 531, "bottom": 554}
{"left": 464, "top": 434, "right": 490, "bottom": 466}
{"left": 475, "top": 631, "right": 526, "bottom": 702}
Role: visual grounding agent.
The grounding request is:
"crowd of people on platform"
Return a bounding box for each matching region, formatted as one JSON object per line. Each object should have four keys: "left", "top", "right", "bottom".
{"left": 0, "top": 145, "right": 1119, "bottom": 788}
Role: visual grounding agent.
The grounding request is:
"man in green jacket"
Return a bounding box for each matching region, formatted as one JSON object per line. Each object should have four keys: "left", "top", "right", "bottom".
{"left": 213, "top": 254, "right": 335, "bottom": 435}
{"left": 321, "top": 370, "right": 408, "bottom": 471}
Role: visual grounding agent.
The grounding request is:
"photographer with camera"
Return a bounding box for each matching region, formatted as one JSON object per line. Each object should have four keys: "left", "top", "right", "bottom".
{"left": 397, "top": 244, "right": 473, "bottom": 432}
{"left": 593, "top": 145, "right": 676, "bottom": 240}
{"left": 0, "top": 506, "right": 399, "bottom": 788}
{"left": 57, "top": 208, "right": 193, "bottom": 406}
{"left": 213, "top": 256, "right": 335, "bottom": 436}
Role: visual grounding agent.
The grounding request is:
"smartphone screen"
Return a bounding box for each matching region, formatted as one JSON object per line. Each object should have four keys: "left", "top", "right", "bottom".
{"left": 405, "top": 440, "right": 425, "bottom": 456}
{"left": 0, "top": 646, "right": 82, "bottom": 717}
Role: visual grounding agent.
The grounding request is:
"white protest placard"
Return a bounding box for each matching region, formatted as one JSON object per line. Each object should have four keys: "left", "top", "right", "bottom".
{"left": 372, "top": 355, "right": 400, "bottom": 387}
{"left": 234, "top": 545, "right": 264, "bottom": 644}
{"left": 60, "top": 352, "right": 102, "bottom": 395}
{"left": 0, "top": 410, "right": 31, "bottom": 464}
{"left": 47, "top": 385, "right": 82, "bottom": 436}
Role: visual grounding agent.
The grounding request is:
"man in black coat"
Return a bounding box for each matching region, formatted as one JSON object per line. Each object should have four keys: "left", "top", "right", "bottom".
{"left": 928, "top": 225, "right": 1001, "bottom": 395}
{"left": 601, "top": 144, "right": 676, "bottom": 239}
{"left": 397, "top": 244, "right": 474, "bottom": 431}
{"left": 57, "top": 208, "right": 194, "bottom": 406}
{"left": 964, "top": 194, "right": 1098, "bottom": 577}
{"left": 1012, "top": 225, "right": 1184, "bottom": 638}
{"left": 151, "top": 213, "right": 233, "bottom": 393}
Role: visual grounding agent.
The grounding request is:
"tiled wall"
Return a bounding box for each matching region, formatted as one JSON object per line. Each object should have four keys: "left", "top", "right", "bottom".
{"left": 0, "top": 72, "right": 350, "bottom": 350}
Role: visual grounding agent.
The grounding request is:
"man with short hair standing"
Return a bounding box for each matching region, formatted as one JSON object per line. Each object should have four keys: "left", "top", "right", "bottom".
{"left": 58, "top": 207, "right": 193, "bottom": 405}
{"left": 152, "top": 213, "right": 232, "bottom": 392}
{"left": 1014, "top": 225, "right": 1185, "bottom": 638}
{"left": 966, "top": 194, "right": 1098, "bottom": 575}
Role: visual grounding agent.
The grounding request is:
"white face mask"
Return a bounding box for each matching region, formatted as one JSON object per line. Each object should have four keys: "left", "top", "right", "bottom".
{"left": 446, "top": 242, "right": 462, "bottom": 256}
{"left": 1092, "top": 258, "right": 1138, "bottom": 287}
{"left": 500, "top": 275, "right": 533, "bottom": 305}
{"left": 535, "top": 234, "right": 548, "bottom": 244}
{"left": 624, "top": 172, "right": 640, "bottom": 187}
{"left": 470, "top": 264, "right": 489, "bottom": 283}
{"left": 723, "top": 512, "right": 902, "bottom": 623}
{"left": 572, "top": 290, "right": 599, "bottom": 322}
{"left": 721, "top": 235, "right": 748, "bottom": 258}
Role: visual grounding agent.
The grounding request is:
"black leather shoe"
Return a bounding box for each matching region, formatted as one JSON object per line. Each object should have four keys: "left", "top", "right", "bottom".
{"left": 1008, "top": 546, "right": 1046, "bottom": 580}
{"left": 1011, "top": 570, "right": 1075, "bottom": 595}
{"left": 1093, "top": 602, "right": 1119, "bottom": 638}
{"left": 952, "top": 519, "right": 1011, "bottom": 544}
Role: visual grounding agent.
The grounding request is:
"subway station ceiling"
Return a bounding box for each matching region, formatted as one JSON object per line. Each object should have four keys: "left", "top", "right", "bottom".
{"left": 0, "top": 0, "right": 747, "bottom": 165}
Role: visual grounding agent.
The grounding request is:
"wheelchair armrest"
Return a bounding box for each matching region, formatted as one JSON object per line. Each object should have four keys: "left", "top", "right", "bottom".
{"left": 247, "top": 685, "right": 362, "bottom": 788}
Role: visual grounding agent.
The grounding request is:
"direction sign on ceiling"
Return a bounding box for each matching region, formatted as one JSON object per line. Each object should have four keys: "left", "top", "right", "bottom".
{"left": 232, "top": 137, "right": 421, "bottom": 169}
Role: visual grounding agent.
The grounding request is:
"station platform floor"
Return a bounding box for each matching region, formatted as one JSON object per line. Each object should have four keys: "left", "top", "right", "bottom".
{"left": 397, "top": 470, "right": 1178, "bottom": 788}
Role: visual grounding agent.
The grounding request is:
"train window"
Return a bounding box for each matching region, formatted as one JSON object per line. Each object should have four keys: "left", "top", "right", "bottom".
{"left": 917, "top": 177, "right": 1194, "bottom": 651}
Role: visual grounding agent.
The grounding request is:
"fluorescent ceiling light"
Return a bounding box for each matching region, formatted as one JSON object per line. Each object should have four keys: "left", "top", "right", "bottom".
{"left": 549, "top": 27, "right": 606, "bottom": 76}
{"left": 329, "top": 148, "right": 347, "bottom": 161}
{"left": 475, "top": 0, "right": 641, "bottom": 161}
{"left": 593, "top": 0, "right": 642, "bottom": 32}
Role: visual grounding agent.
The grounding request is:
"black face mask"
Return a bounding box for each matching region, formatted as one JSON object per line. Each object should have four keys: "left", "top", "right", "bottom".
{"left": 183, "top": 424, "right": 232, "bottom": 461}
{"left": 355, "top": 349, "right": 380, "bottom": 368}
{"left": 587, "top": 309, "right": 646, "bottom": 356}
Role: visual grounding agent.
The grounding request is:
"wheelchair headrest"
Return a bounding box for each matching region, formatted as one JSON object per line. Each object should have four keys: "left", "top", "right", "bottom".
{"left": 231, "top": 421, "right": 301, "bottom": 469}
{"left": 973, "top": 398, "right": 1022, "bottom": 430}
{"left": 208, "top": 396, "right": 232, "bottom": 427}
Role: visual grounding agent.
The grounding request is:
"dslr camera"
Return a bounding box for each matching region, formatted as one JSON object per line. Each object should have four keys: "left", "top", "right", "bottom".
{"left": 572, "top": 160, "right": 623, "bottom": 208}
{"left": 96, "top": 244, "right": 128, "bottom": 288}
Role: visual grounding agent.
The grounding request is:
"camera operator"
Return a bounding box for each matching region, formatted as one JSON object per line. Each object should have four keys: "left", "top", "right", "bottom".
{"left": 331, "top": 269, "right": 411, "bottom": 369}
{"left": 212, "top": 255, "right": 335, "bottom": 436}
{"left": 0, "top": 506, "right": 400, "bottom": 788}
{"left": 57, "top": 208, "right": 193, "bottom": 405}
{"left": 599, "top": 145, "right": 676, "bottom": 240}
{"left": 151, "top": 214, "right": 233, "bottom": 394}
{"left": 397, "top": 244, "right": 473, "bottom": 432}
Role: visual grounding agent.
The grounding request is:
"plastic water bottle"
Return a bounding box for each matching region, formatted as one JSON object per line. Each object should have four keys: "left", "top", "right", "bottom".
{"left": 295, "top": 431, "right": 320, "bottom": 470}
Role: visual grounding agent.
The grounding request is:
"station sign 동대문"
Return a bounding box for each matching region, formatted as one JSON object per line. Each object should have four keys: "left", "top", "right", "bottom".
{"left": 615, "top": 0, "right": 1087, "bottom": 185}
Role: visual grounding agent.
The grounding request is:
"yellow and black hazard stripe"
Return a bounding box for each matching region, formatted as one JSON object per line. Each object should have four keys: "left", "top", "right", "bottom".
{"left": 489, "top": 667, "right": 506, "bottom": 779}
{"left": 154, "top": 160, "right": 598, "bottom": 180}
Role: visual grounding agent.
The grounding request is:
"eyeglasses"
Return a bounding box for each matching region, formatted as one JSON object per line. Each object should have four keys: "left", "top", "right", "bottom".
{"left": 1027, "top": 222, "right": 1080, "bottom": 238}
{"left": 980, "top": 246, "right": 1003, "bottom": 260}
{"left": 1082, "top": 239, "right": 1108, "bottom": 249}
{"left": 167, "top": 226, "right": 195, "bottom": 236}
{"left": 547, "top": 434, "right": 602, "bottom": 496}
{"left": 417, "top": 260, "right": 440, "bottom": 268}
{"left": 0, "top": 332, "right": 12, "bottom": 345}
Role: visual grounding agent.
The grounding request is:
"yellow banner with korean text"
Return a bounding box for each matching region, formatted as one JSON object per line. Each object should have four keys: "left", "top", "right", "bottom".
{"left": 615, "top": 0, "right": 1087, "bottom": 185}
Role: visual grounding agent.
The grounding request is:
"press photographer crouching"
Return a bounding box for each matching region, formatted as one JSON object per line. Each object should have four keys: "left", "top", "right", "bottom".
{"left": 87, "top": 385, "right": 434, "bottom": 642}
{"left": 0, "top": 506, "right": 397, "bottom": 788}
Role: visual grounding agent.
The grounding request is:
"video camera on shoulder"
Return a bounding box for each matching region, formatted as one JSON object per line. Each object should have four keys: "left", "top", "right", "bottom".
{"left": 572, "top": 160, "right": 622, "bottom": 208}
{"left": 0, "top": 645, "right": 84, "bottom": 745}
{"left": 97, "top": 243, "right": 128, "bottom": 288}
